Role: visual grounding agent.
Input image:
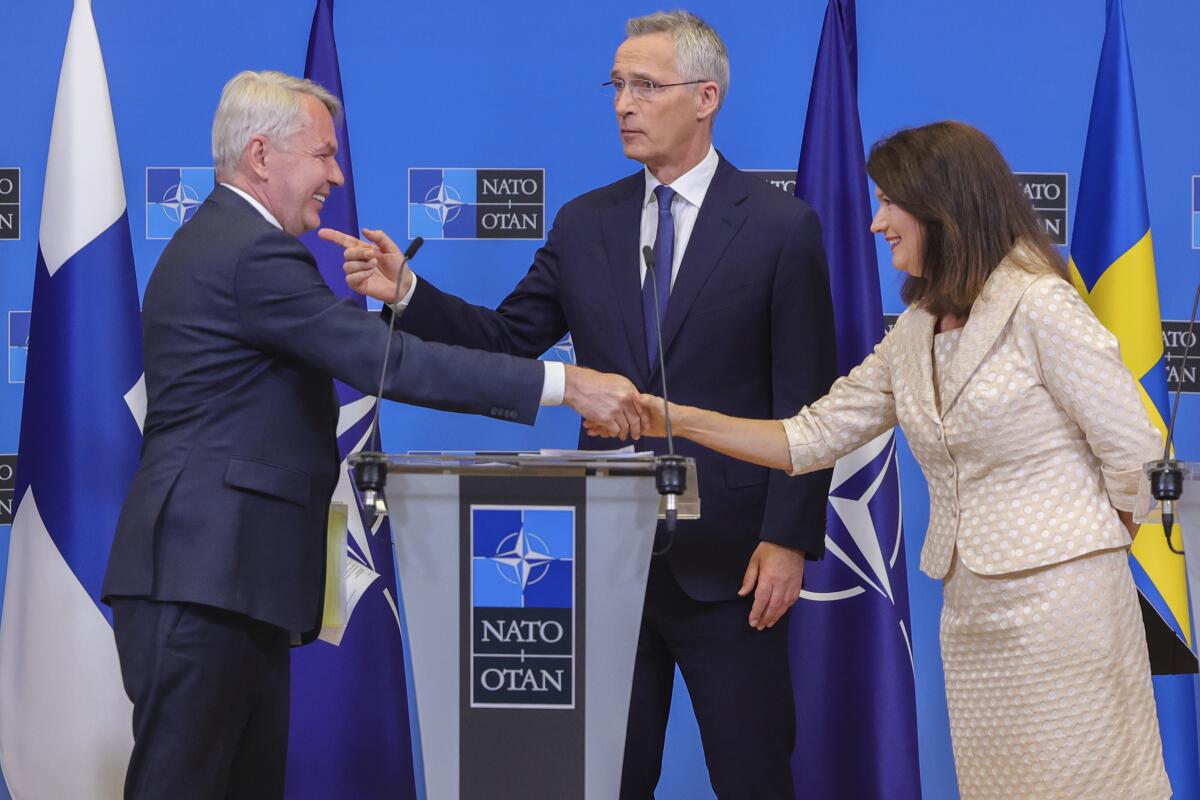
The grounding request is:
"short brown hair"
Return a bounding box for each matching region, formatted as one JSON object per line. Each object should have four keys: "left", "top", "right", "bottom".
{"left": 866, "top": 121, "right": 1066, "bottom": 318}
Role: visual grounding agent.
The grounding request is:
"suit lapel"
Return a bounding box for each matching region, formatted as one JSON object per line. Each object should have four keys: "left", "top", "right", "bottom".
{"left": 651, "top": 158, "right": 748, "bottom": 381}
{"left": 600, "top": 175, "right": 651, "bottom": 384}
{"left": 938, "top": 258, "right": 1042, "bottom": 417}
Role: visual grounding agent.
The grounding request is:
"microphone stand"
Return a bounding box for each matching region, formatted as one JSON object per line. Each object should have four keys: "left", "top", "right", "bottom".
{"left": 643, "top": 245, "right": 687, "bottom": 552}
{"left": 354, "top": 237, "right": 424, "bottom": 525}
{"left": 1147, "top": 282, "right": 1200, "bottom": 555}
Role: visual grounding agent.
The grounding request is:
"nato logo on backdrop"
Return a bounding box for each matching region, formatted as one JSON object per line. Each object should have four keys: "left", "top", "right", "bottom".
{"left": 0, "top": 454, "right": 14, "bottom": 525}
{"left": 1163, "top": 320, "right": 1200, "bottom": 394}
{"left": 408, "top": 168, "right": 545, "bottom": 240}
{"left": 0, "top": 169, "right": 19, "bottom": 241}
{"left": 746, "top": 170, "right": 796, "bottom": 197}
{"left": 470, "top": 506, "right": 574, "bottom": 709}
{"left": 146, "top": 167, "right": 215, "bottom": 240}
{"left": 750, "top": 168, "right": 1070, "bottom": 246}
{"left": 1192, "top": 175, "right": 1200, "bottom": 250}
{"left": 1014, "top": 173, "right": 1068, "bottom": 246}
{"left": 7, "top": 311, "right": 30, "bottom": 384}
{"left": 542, "top": 333, "right": 576, "bottom": 366}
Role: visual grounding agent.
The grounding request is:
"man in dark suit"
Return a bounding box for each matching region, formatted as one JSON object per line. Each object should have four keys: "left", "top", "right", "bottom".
{"left": 101, "top": 70, "right": 639, "bottom": 800}
{"left": 325, "top": 11, "right": 837, "bottom": 798}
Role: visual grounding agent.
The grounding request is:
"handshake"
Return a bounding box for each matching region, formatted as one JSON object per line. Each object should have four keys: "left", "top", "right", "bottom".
{"left": 562, "top": 365, "right": 667, "bottom": 441}
{"left": 316, "top": 225, "right": 670, "bottom": 441}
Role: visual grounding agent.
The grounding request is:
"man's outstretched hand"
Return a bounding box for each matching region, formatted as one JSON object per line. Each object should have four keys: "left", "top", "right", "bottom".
{"left": 318, "top": 226, "right": 412, "bottom": 304}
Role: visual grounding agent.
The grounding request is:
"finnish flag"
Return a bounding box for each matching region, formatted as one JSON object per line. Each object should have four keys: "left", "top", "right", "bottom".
{"left": 0, "top": 0, "right": 144, "bottom": 796}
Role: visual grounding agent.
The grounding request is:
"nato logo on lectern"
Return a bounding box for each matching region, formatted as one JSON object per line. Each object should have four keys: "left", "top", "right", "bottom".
{"left": 470, "top": 506, "right": 574, "bottom": 709}
{"left": 146, "top": 167, "right": 215, "bottom": 240}
{"left": 408, "top": 168, "right": 545, "bottom": 240}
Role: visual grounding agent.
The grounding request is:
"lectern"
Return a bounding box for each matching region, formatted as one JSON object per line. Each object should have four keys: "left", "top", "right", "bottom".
{"left": 351, "top": 452, "right": 697, "bottom": 800}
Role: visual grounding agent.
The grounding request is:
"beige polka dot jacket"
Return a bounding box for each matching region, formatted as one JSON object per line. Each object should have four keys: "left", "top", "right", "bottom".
{"left": 781, "top": 253, "right": 1162, "bottom": 579}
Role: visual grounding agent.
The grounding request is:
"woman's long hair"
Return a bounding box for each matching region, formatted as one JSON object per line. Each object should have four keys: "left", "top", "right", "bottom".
{"left": 866, "top": 121, "right": 1067, "bottom": 318}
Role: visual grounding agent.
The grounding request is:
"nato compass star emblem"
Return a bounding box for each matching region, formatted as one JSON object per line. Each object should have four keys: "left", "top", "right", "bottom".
{"left": 543, "top": 333, "right": 576, "bottom": 365}
{"left": 146, "top": 167, "right": 215, "bottom": 239}
{"left": 422, "top": 182, "right": 465, "bottom": 225}
{"left": 158, "top": 181, "right": 203, "bottom": 226}
{"left": 800, "top": 429, "right": 915, "bottom": 668}
{"left": 488, "top": 527, "right": 557, "bottom": 600}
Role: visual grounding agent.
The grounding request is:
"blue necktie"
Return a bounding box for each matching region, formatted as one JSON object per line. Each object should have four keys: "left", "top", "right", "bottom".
{"left": 643, "top": 184, "right": 675, "bottom": 369}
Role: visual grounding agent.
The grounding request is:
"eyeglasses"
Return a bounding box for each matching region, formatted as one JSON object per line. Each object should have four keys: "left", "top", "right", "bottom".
{"left": 601, "top": 78, "right": 708, "bottom": 102}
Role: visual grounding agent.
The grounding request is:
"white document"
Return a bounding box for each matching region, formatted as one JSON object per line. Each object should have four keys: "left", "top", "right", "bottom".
{"left": 538, "top": 445, "right": 642, "bottom": 458}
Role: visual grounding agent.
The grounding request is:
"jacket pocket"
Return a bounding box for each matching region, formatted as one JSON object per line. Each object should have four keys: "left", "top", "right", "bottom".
{"left": 224, "top": 456, "right": 311, "bottom": 507}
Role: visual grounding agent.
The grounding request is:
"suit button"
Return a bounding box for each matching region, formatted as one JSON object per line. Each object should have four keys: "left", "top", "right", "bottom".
{"left": 935, "top": 427, "right": 943, "bottom": 441}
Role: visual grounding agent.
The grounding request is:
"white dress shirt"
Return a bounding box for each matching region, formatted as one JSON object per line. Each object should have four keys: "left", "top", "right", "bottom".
{"left": 222, "top": 183, "right": 281, "bottom": 230}
{"left": 220, "top": 183, "right": 555, "bottom": 407}
{"left": 640, "top": 144, "right": 719, "bottom": 289}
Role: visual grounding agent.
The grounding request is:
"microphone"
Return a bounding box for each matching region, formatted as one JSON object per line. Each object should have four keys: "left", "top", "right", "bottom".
{"left": 355, "top": 236, "right": 424, "bottom": 524}
{"left": 1147, "top": 282, "right": 1200, "bottom": 556}
{"left": 643, "top": 244, "right": 687, "bottom": 545}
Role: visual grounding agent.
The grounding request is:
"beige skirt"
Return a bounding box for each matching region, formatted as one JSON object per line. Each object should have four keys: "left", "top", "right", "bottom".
{"left": 940, "top": 547, "right": 1171, "bottom": 800}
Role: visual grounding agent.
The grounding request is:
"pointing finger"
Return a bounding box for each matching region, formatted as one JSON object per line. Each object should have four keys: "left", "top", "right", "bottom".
{"left": 317, "top": 227, "right": 363, "bottom": 248}
{"left": 362, "top": 227, "right": 401, "bottom": 255}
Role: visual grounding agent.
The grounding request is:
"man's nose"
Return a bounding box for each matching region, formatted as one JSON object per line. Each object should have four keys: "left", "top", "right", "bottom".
{"left": 614, "top": 86, "right": 636, "bottom": 116}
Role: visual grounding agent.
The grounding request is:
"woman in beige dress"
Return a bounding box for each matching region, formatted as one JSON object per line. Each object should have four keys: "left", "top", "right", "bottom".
{"left": 600, "top": 121, "right": 1172, "bottom": 799}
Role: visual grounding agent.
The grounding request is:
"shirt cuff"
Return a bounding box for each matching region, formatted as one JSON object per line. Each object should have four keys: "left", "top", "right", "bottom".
{"left": 388, "top": 273, "right": 420, "bottom": 314}
{"left": 541, "top": 361, "right": 566, "bottom": 406}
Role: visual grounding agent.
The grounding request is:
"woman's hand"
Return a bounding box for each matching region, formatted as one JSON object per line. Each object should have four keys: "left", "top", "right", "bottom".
{"left": 583, "top": 393, "right": 670, "bottom": 438}
{"left": 1117, "top": 509, "right": 1140, "bottom": 542}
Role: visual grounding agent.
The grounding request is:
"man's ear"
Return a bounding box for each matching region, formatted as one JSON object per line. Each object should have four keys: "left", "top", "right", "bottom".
{"left": 696, "top": 82, "right": 720, "bottom": 123}
{"left": 245, "top": 135, "right": 270, "bottom": 181}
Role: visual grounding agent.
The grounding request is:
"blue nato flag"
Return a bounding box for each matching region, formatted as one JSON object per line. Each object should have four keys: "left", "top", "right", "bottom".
{"left": 789, "top": 1, "right": 923, "bottom": 798}
{"left": 285, "top": 1, "right": 419, "bottom": 798}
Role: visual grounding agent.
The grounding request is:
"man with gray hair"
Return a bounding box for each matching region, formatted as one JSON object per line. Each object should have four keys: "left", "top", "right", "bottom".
{"left": 327, "top": 11, "right": 837, "bottom": 796}
{"left": 101, "top": 69, "right": 640, "bottom": 799}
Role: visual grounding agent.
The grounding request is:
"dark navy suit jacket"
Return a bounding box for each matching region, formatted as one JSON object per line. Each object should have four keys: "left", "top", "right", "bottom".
{"left": 102, "top": 186, "right": 543, "bottom": 636}
{"left": 397, "top": 156, "right": 838, "bottom": 600}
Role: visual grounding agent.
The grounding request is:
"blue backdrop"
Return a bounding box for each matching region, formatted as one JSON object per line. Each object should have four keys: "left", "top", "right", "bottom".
{"left": 3, "top": 2, "right": 1200, "bottom": 798}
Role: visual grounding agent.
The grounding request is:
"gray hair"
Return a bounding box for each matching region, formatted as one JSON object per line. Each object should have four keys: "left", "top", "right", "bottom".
{"left": 211, "top": 70, "right": 341, "bottom": 175}
{"left": 626, "top": 10, "right": 729, "bottom": 110}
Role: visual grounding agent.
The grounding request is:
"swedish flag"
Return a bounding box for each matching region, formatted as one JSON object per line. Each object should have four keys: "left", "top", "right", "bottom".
{"left": 1069, "top": 0, "right": 1200, "bottom": 792}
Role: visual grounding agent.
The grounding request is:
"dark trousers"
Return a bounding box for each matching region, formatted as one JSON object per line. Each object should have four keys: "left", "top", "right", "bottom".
{"left": 619, "top": 559, "right": 797, "bottom": 800}
{"left": 111, "top": 597, "right": 291, "bottom": 800}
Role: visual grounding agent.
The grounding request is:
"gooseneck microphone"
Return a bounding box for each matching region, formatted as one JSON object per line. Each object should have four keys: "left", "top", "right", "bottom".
{"left": 1148, "top": 283, "right": 1200, "bottom": 555}
{"left": 643, "top": 244, "right": 687, "bottom": 544}
{"left": 355, "top": 236, "right": 424, "bottom": 524}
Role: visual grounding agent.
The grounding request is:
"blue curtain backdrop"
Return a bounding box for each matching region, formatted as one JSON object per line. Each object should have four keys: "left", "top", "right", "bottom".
{"left": 3, "top": 2, "right": 1200, "bottom": 798}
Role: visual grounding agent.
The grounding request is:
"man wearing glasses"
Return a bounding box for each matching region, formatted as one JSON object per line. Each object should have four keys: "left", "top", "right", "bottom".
{"left": 324, "top": 10, "right": 836, "bottom": 797}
